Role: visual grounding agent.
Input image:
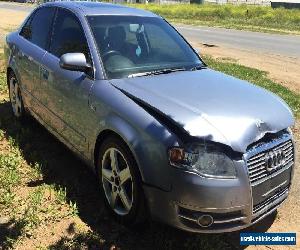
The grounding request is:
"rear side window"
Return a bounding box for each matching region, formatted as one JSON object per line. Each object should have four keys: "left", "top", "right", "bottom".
{"left": 49, "top": 8, "right": 90, "bottom": 60}
{"left": 20, "top": 7, "right": 56, "bottom": 50}
{"left": 20, "top": 14, "right": 35, "bottom": 39}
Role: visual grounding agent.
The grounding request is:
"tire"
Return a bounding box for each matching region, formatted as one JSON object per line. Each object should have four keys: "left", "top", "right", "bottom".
{"left": 8, "top": 72, "right": 25, "bottom": 119}
{"left": 96, "top": 136, "right": 146, "bottom": 225}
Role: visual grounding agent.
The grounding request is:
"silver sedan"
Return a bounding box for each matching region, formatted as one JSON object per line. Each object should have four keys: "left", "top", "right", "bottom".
{"left": 4, "top": 1, "right": 295, "bottom": 233}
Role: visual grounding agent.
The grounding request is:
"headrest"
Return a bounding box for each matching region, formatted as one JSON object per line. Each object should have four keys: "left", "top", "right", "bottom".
{"left": 108, "top": 26, "right": 126, "bottom": 42}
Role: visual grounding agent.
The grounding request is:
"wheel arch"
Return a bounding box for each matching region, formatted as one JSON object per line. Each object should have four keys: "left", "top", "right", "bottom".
{"left": 6, "top": 67, "right": 14, "bottom": 86}
{"left": 94, "top": 129, "right": 120, "bottom": 168}
{"left": 90, "top": 100, "right": 177, "bottom": 191}
{"left": 94, "top": 128, "right": 150, "bottom": 223}
{"left": 6, "top": 63, "right": 22, "bottom": 90}
{"left": 93, "top": 128, "right": 145, "bottom": 182}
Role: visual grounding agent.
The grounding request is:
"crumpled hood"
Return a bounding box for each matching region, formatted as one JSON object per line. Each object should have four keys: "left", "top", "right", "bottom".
{"left": 110, "top": 69, "right": 294, "bottom": 153}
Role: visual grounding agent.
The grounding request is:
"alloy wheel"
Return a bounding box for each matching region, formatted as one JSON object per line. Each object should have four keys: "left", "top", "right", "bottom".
{"left": 9, "top": 76, "right": 22, "bottom": 117}
{"left": 101, "top": 147, "right": 133, "bottom": 215}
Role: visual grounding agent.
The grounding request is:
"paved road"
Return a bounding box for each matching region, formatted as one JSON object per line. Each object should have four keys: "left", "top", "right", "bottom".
{"left": 0, "top": 2, "right": 33, "bottom": 12}
{"left": 176, "top": 25, "right": 300, "bottom": 58}
{"left": 1, "top": 2, "right": 300, "bottom": 58}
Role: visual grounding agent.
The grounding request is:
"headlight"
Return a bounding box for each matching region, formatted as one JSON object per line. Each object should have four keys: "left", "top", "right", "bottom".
{"left": 169, "top": 144, "right": 237, "bottom": 179}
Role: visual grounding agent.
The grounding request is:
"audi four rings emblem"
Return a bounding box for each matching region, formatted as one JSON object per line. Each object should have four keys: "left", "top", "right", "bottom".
{"left": 265, "top": 150, "right": 286, "bottom": 172}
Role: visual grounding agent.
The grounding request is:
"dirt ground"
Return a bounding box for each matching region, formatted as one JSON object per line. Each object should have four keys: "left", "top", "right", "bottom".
{"left": 0, "top": 7, "right": 299, "bottom": 249}
{"left": 0, "top": 9, "right": 28, "bottom": 43}
{"left": 191, "top": 42, "right": 300, "bottom": 94}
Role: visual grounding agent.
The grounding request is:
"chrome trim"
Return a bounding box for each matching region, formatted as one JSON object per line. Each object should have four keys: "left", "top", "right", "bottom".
{"left": 178, "top": 214, "right": 197, "bottom": 222}
{"left": 253, "top": 187, "right": 289, "bottom": 218}
{"left": 262, "top": 180, "right": 287, "bottom": 197}
{"left": 214, "top": 216, "right": 247, "bottom": 224}
{"left": 265, "top": 149, "right": 286, "bottom": 172}
{"left": 251, "top": 161, "right": 293, "bottom": 187}
{"left": 251, "top": 194, "right": 288, "bottom": 225}
{"left": 177, "top": 199, "right": 287, "bottom": 234}
{"left": 178, "top": 213, "right": 247, "bottom": 225}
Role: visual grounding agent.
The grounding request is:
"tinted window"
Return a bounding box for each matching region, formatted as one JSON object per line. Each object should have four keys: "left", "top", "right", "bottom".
{"left": 21, "top": 7, "right": 55, "bottom": 50}
{"left": 146, "top": 24, "right": 186, "bottom": 60}
{"left": 20, "top": 14, "right": 35, "bottom": 39}
{"left": 87, "top": 16, "right": 202, "bottom": 79}
{"left": 50, "top": 9, "right": 90, "bottom": 60}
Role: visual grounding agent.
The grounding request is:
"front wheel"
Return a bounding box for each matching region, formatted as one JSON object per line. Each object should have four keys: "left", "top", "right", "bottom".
{"left": 97, "top": 136, "right": 146, "bottom": 225}
{"left": 8, "top": 72, "right": 24, "bottom": 119}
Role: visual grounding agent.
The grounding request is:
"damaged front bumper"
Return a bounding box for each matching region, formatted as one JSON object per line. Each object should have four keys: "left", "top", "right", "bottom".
{"left": 143, "top": 131, "right": 294, "bottom": 233}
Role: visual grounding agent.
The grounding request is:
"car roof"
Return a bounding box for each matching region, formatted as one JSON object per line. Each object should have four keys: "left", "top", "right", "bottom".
{"left": 42, "top": 1, "right": 160, "bottom": 18}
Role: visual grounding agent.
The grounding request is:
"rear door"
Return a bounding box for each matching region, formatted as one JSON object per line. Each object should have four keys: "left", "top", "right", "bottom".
{"left": 40, "top": 8, "right": 95, "bottom": 154}
{"left": 17, "top": 7, "right": 56, "bottom": 114}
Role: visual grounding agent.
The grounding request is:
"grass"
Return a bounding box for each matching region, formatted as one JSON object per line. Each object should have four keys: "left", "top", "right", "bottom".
{"left": 127, "top": 3, "right": 300, "bottom": 34}
{"left": 0, "top": 131, "right": 81, "bottom": 248}
{"left": 0, "top": 49, "right": 299, "bottom": 248}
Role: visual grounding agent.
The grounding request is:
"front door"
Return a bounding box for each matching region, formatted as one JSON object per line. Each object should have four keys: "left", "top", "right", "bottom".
{"left": 40, "top": 8, "right": 95, "bottom": 155}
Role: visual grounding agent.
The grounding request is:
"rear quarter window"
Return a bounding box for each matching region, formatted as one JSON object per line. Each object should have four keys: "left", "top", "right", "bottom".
{"left": 20, "top": 7, "right": 56, "bottom": 50}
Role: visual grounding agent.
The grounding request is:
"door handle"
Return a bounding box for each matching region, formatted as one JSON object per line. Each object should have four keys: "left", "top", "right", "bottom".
{"left": 27, "top": 56, "right": 33, "bottom": 62}
{"left": 41, "top": 67, "right": 49, "bottom": 80}
{"left": 17, "top": 51, "right": 24, "bottom": 59}
{"left": 22, "top": 54, "right": 33, "bottom": 62}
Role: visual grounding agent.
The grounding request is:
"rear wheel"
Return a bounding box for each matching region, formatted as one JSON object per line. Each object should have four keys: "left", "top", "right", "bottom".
{"left": 97, "top": 136, "right": 146, "bottom": 224}
{"left": 8, "top": 72, "right": 24, "bottom": 118}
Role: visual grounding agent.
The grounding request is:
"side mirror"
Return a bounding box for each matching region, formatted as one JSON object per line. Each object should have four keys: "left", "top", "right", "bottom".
{"left": 59, "top": 53, "right": 91, "bottom": 73}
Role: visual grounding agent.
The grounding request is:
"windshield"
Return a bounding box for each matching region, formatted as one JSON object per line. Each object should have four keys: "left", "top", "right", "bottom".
{"left": 87, "top": 15, "right": 203, "bottom": 79}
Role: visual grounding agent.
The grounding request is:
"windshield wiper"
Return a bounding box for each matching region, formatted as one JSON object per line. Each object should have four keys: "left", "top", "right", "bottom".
{"left": 128, "top": 67, "right": 185, "bottom": 78}
{"left": 190, "top": 65, "right": 206, "bottom": 71}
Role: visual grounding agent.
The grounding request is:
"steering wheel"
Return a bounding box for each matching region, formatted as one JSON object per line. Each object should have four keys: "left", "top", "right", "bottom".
{"left": 102, "top": 50, "right": 122, "bottom": 61}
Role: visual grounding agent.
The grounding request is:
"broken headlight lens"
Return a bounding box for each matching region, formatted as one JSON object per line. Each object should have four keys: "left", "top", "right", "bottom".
{"left": 169, "top": 144, "right": 237, "bottom": 178}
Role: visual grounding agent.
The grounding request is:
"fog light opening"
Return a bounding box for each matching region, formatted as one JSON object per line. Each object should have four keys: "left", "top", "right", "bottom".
{"left": 197, "top": 215, "right": 214, "bottom": 228}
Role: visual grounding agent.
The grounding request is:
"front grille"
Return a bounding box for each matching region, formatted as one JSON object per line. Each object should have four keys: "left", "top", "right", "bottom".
{"left": 246, "top": 140, "right": 294, "bottom": 184}
{"left": 253, "top": 186, "right": 289, "bottom": 216}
